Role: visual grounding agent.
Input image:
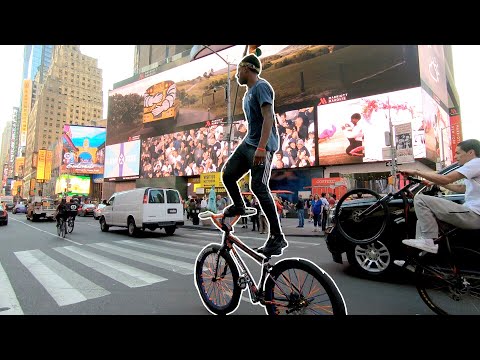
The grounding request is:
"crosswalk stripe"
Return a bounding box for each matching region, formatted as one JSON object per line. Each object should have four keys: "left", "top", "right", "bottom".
{"left": 145, "top": 238, "right": 205, "bottom": 250}
{"left": 117, "top": 240, "right": 199, "bottom": 260}
{"left": 54, "top": 246, "right": 167, "bottom": 288}
{"left": 0, "top": 261, "right": 24, "bottom": 315}
{"left": 14, "top": 249, "right": 110, "bottom": 306}
{"left": 87, "top": 243, "right": 193, "bottom": 275}
{"left": 197, "top": 232, "right": 317, "bottom": 246}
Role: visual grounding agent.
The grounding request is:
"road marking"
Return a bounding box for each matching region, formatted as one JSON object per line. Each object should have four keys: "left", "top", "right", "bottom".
{"left": 145, "top": 238, "right": 205, "bottom": 250}
{"left": 54, "top": 246, "right": 167, "bottom": 288}
{"left": 87, "top": 242, "right": 194, "bottom": 275}
{"left": 118, "top": 240, "right": 199, "bottom": 260}
{"left": 197, "top": 232, "right": 318, "bottom": 246}
{"left": 10, "top": 217, "right": 82, "bottom": 245}
{"left": 0, "top": 261, "right": 24, "bottom": 315}
{"left": 15, "top": 249, "right": 109, "bottom": 306}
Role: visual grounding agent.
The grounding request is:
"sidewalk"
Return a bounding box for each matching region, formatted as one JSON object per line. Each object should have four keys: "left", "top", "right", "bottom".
{"left": 181, "top": 212, "right": 326, "bottom": 238}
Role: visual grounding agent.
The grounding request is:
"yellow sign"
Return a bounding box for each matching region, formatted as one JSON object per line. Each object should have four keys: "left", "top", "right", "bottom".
{"left": 44, "top": 150, "right": 53, "bottom": 181}
{"left": 201, "top": 172, "right": 222, "bottom": 188}
{"left": 20, "top": 80, "right": 32, "bottom": 147}
{"left": 14, "top": 157, "right": 25, "bottom": 177}
{"left": 36, "top": 149, "right": 46, "bottom": 181}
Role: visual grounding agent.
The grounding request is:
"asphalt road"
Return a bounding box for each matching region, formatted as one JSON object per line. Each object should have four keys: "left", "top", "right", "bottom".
{"left": 0, "top": 212, "right": 435, "bottom": 315}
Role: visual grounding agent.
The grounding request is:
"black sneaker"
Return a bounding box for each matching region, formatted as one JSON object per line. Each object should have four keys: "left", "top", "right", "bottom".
{"left": 257, "top": 234, "right": 288, "bottom": 256}
{"left": 222, "top": 205, "right": 246, "bottom": 217}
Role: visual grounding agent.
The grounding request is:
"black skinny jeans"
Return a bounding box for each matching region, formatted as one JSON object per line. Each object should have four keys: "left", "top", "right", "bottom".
{"left": 222, "top": 142, "right": 282, "bottom": 235}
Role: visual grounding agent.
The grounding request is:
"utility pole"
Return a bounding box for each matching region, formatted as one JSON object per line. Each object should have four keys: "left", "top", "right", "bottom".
{"left": 387, "top": 97, "right": 398, "bottom": 190}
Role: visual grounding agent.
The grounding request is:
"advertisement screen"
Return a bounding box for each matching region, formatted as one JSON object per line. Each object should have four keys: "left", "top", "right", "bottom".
{"left": 317, "top": 87, "right": 427, "bottom": 166}
{"left": 61, "top": 125, "right": 106, "bottom": 175}
{"left": 140, "top": 119, "right": 243, "bottom": 178}
{"left": 55, "top": 174, "right": 91, "bottom": 196}
{"left": 418, "top": 45, "right": 448, "bottom": 107}
{"left": 274, "top": 107, "right": 315, "bottom": 169}
{"left": 108, "top": 45, "right": 420, "bottom": 146}
{"left": 449, "top": 107, "right": 462, "bottom": 162}
{"left": 422, "top": 88, "right": 451, "bottom": 165}
{"left": 104, "top": 140, "right": 141, "bottom": 181}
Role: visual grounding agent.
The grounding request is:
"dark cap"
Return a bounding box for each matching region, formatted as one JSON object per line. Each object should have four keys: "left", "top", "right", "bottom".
{"left": 239, "top": 54, "right": 261, "bottom": 74}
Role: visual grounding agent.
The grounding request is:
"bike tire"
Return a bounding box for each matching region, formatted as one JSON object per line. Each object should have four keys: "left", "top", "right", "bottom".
{"left": 264, "top": 258, "right": 347, "bottom": 315}
{"left": 194, "top": 244, "right": 241, "bottom": 315}
{"left": 415, "top": 246, "right": 480, "bottom": 315}
{"left": 335, "top": 188, "right": 389, "bottom": 244}
{"left": 61, "top": 221, "right": 66, "bottom": 238}
{"left": 57, "top": 220, "right": 61, "bottom": 236}
{"left": 67, "top": 218, "right": 74, "bottom": 233}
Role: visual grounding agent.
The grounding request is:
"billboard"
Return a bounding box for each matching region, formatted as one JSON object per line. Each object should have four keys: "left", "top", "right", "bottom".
{"left": 20, "top": 80, "right": 32, "bottom": 147}
{"left": 108, "top": 45, "right": 420, "bottom": 146}
{"left": 449, "top": 107, "right": 462, "bottom": 161}
{"left": 274, "top": 106, "right": 315, "bottom": 169}
{"left": 140, "top": 119, "right": 244, "bottom": 179}
{"left": 36, "top": 150, "right": 46, "bottom": 181}
{"left": 61, "top": 125, "right": 106, "bottom": 175}
{"left": 422, "top": 88, "right": 451, "bottom": 165}
{"left": 316, "top": 87, "right": 427, "bottom": 166}
{"left": 418, "top": 45, "right": 448, "bottom": 108}
{"left": 14, "top": 157, "right": 25, "bottom": 177}
{"left": 55, "top": 174, "right": 91, "bottom": 196}
{"left": 104, "top": 140, "right": 141, "bottom": 181}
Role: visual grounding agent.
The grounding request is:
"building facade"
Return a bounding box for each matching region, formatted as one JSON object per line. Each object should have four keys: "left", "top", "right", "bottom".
{"left": 22, "top": 45, "right": 103, "bottom": 198}
{"left": 104, "top": 45, "right": 461, "bottom": 202}
{"left": 134, "top": 45, "right": 194, "bottom": 75}
{"left": 0, "top": 121, "right": 12, "bottom": 169}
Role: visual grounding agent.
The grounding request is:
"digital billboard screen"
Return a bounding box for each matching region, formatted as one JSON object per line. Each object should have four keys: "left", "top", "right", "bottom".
{"left": 104, "top": 140, "right": 141, "bottom": 181}
{"left": 140, "top": 119, "right": 244, "bottom": 179}
{"left": 422, "top": 88, "right": 451, "bottom": 165}
{"left": 108, "top": 45, "right": 420, "bottom": 146}
{"left": 55, "top": 174, "right": 91, "bottom": 196}
{"left": 418, "top": 45, "right": 448, "bottom": 108}
{"left": 316, "top": 87, "right": 427, "bottom": 166}
{"left": 61, "top": 125, "right": 106, "bottom": 175}
{"left": 274, "top": 107, "right": 315, "bottom": 169}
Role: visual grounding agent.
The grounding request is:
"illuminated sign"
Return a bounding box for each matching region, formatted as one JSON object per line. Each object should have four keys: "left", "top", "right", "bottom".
{"left": 55, "top": 174, "right": 90, "bottom": 195}
{"left": 36, "top": 149, "right": 46, "bottom": 180}
{"left": 61, "top": 125, "right": 106, "bottom": 175}
{"left": 104, "top": 140, "right": 141, "bottom": 180}
{"left": 20, "top": 80, "right": 32, "bottom": 147}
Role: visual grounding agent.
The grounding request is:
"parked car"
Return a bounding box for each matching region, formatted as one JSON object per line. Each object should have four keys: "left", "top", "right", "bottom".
{"left": 78, "top": 203, "right": 96, "bottom": 216}
{"left": 93, "top": 203, "right": 107, "bottom": 220}
{"left": 99, "top": 187, "right": 184, "bottom": 236}
{"left": 12, "top": 202, "right": 27, "bottom": 214}
{"left": 325, "top": 163, "right": 466, "bottom": 278}
{"left": 0, "top": 204, "right": 8, "bottom": 225}
{"left": 0, "top": 196, "right": 14, "bottom": 211}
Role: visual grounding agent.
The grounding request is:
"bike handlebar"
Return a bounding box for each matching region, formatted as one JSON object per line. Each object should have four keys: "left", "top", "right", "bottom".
{"left": 398, "top": 173, "right": 431, "bottom": 187}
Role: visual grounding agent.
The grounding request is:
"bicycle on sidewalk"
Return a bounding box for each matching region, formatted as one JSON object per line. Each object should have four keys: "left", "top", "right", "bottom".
{"left": 194, "top": 208, "right": 347, "bottom": 315}
{"left": 334, "top": 175, "right": 480, "bottom": 315}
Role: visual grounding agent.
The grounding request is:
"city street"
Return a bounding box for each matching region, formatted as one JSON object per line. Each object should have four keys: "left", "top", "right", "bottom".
{"left": 0, "top": 213, "right": 435, "bottom": 315}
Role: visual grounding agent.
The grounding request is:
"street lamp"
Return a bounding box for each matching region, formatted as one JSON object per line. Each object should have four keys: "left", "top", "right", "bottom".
{"left": 190, "top": 45, "right": 234, "bottom": 157}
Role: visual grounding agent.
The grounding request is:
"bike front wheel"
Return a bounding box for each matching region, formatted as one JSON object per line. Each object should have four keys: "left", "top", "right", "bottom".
{"left": 415, "top": 246, "right": 480, "bottom": 315}
{"left": 264, "top": 258, "right": 347, "bottom": 315}
{"left": 194, "top": 244, "right": 241, "bottom": 315}
{"left": 335, "top": 188, "right": 388, "bottom": 244}
{"left": 67, "top": 218, "right": 74, "bottom": 233}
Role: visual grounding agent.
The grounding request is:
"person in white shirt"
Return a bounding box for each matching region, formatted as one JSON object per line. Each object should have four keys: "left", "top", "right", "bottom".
{"left": 342, "top": 113, "right": 364, "bottom": 157}
{"left": 401, "top": 139, "right": 480, "bottom": 254}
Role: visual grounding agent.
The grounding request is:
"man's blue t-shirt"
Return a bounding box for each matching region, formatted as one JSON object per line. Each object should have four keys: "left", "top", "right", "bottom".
{"left": 243, "top": 79, "right": 279, "bottom": 152}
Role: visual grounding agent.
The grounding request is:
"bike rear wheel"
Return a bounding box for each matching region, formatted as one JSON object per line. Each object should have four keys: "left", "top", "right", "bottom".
{"left": 264, "top": 258, "right": 347, "bottom": 315}
{"left": 416, "top": 246, "right": 480, "bottom": 315}
{"left": 67, "top": 217, "right": 74, "bottom": 233}
{"left": 195, "top": 244, "right": 241, "bottom": 315}
{"left": 335, "top": 188, "right": 388, "bottom": 244}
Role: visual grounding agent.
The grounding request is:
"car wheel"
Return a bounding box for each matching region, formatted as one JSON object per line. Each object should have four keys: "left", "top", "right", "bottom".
{"left": 100, "top": 217, "right": 109, "bottom": 232}
{"left": 164, "top": 226, "right": 176, "bottom": 235}
{"left": 128, "top": 218, "right": 137, "bottom": 237}
{"left": 346, "top": 239, "right": 393, "bottom": 278}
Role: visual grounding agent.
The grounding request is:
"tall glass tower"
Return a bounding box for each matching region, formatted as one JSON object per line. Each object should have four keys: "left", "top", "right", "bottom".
{"left": 23, "top": 45, "right": 54, "bottom": 82}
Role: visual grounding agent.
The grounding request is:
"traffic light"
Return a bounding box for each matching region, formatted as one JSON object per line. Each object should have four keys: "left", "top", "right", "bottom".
{"left": 248, "top": 45, "right": 262, "bottom": 57}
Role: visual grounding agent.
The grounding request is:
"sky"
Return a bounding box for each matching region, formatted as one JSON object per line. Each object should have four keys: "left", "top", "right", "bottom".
{"left": 0, "top": 45, "right": 479, "bottom": 148}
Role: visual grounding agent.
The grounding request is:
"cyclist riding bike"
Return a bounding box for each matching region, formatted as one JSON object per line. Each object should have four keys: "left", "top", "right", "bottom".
{"left": 55, "top": 198, "right": 69, "bottom": 228}
{"left": 400, "top": 139, "right": 480, "bottom": 254}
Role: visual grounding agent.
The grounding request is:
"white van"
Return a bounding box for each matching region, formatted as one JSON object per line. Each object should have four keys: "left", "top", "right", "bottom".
{"left": 99, "top": 187, "right": 184, "bottom": 236}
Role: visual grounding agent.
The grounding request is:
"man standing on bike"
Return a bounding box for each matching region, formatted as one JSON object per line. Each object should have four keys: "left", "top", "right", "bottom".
{"left": 401, "top": 139, "right": 480, "bottom": 253}
{"left": 221, "top": 54, "right": 287, "bottom": 257}
{"left": 55, "top": 198, "right": 68, "bottom": 228}
{"left": 66, "top": 198, "right": 79, "bottom": 223}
